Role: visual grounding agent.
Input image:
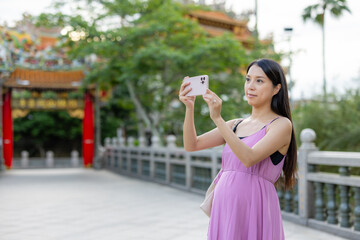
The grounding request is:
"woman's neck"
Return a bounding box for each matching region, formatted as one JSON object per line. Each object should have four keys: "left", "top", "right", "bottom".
{"left": 250, "top": 105, "right": 277, "bottom": 122}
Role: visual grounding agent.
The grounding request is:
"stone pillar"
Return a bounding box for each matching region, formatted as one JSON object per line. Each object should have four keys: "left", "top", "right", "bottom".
{"left": 71, "top": 150, "right": 79, "bottom": 167}
{"left": 118, "top": 136, "right": 125, "bottom": 147}
{"left": 126, "top": 137, "right": 134, "bottom": 174}
{"left": 166, "top": 135, "right": 177, "bottom": 148}
{"left": 116, "top": 128, "right": 122, "bottom": 139}
{"left": 21, "top": 150, "right": 29, "bottom": 168}
{"left": 138, "top": 136, "right": 146, "bottom": 147}
{"left": 46, "top": 151, "right": 54, "bottom": 168}
{"left": 105, "top": 137, "right": 111, "bottom": 147}
{"left": 151, "top": 136, "right": 160, "bottom": 148}
{"left": 298, "top": 128, "right": 318, "bottom": 220}
{"left": 165, "top": 136, "right": 176, "bottom": 184}
{"left": 111, "top": 137, "right": 118, "bottom": 147}
{"left": 111, "top": 137, "right": 118, "bottom": 167}
{"left": 104, "top": 137, "right": 111, "bottom": 168}
{"left": 128, "top": 137, "right": 135, "bottom": 147}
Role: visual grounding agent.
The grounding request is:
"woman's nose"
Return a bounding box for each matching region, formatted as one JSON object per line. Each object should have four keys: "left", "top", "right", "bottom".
{"left": 248, "top": 80, "right": 255, "bottom": 89}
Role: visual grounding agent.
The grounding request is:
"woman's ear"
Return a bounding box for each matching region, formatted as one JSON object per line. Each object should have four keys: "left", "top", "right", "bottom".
{"left": 273, "top": 84, "right": 281, "bottom": 96}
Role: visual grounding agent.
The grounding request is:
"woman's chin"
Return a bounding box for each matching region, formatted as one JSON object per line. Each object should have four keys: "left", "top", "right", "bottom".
{"left": 247, "top": 99, "right": 261, "bottom": 108}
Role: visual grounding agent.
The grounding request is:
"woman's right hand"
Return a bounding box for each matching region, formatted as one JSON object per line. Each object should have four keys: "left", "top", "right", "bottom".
{"left": 179, "top": 77, "right": 196, "bottom": 109}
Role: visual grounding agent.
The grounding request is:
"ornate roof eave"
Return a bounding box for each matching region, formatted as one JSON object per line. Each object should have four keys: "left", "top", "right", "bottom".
{"left": 3, "top": 67, "right": 95, "bottom": 90}
{"left": 188, "top": 10, "right": 248, "bottom": 27}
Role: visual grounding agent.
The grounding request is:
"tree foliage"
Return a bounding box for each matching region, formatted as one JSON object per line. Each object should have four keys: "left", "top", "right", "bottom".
{"left": 38, "top": 0, "right": 278, "bottom": 142}
{"left": 302, "top": 0, "right": 351, "bottom": 26}
{"left": 15, "top": 0, "right": 281, "bottom": 154}
{"left": 293, "top": 89, "right": 360, "bottom": 152}
{"left": 14, "top": 111, "right": 82, "bottom": 157}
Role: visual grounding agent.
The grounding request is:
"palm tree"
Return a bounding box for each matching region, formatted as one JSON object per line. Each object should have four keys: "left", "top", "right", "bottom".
{"left": 302, "top": 0, "right": 351, "bottom": 102}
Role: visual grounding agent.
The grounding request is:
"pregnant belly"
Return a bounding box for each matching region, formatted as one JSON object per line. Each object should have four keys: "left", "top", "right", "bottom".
{"left": 213, "top": 171, "right": 274, "bottom": 205}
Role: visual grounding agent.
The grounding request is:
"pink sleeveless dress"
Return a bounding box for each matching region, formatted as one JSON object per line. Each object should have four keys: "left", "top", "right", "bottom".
{"left": 207, "top": 118, "right": 285, "bottom": 240}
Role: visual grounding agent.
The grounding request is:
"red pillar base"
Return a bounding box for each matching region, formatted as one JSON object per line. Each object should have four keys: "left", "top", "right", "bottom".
{"left": 84, "top": 163, "right": 93, "bottom": 168}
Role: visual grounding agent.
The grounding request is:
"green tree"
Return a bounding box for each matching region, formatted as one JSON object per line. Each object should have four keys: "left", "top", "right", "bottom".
{"left": 302, "top": 0, "right": 351, "bottom": 101}
{"left": 293, "top": 89, "right": 360, "bottom": 152}
{"left": 14, "top": 111, "right": 82, "bottom": 157}
{"left": 34, "top": 0, "right": 280, "bottom": 144}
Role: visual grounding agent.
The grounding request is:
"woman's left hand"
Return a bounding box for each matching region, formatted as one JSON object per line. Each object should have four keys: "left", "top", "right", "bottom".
{"left": 203, "top": 89, "right": 223, "bottom": 121}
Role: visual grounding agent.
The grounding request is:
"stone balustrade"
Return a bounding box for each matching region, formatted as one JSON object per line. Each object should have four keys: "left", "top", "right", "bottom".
{"left": 103, "top": 129, "right": 360, "bottom": 240}
{"left": 13, "top": 150, "right": 81, "bottom": 169}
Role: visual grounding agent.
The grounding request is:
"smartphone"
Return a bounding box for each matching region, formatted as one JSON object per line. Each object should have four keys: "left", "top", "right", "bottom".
{"left": 183, "top": 75, "right": 209, "bottom": 96}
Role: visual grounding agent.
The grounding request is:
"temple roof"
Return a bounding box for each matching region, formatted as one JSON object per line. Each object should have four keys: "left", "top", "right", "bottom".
{"left": 187, "top": 10, "right": 254, "bottom": 48}
{"left": 4, "top": 68, "right": 90, "bottom": 90}
{"left": 188, "top": 10, "right": 248, "bottom": 27}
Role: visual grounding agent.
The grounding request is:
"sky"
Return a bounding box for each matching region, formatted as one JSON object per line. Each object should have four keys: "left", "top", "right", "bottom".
{"left": 226, "top": 0, "right": 360, "bottom": 100}
{"left": 1, "top": 0, "right": 359, "bottom": 100}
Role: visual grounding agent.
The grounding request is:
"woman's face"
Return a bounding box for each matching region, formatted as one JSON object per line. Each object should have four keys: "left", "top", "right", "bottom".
{"left": 245, "top": 64, "right": 280, "bottom": 108}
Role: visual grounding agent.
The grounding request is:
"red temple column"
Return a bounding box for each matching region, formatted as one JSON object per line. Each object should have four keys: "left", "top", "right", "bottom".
{"left": 82, "top": 92, "right": 94, "bottom": 167}
{"left": 2, "top": 90, "right": 13, "bottom": 169}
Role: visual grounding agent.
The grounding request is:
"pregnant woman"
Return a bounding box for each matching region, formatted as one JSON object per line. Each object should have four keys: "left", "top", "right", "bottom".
{"left": 179, "top": 58, "right": 297, "bottom": 239}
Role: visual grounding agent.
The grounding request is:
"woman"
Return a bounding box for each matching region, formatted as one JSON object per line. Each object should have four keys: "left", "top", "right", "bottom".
{"left": 179, "top": 59, "right": 297, "bottom": 239}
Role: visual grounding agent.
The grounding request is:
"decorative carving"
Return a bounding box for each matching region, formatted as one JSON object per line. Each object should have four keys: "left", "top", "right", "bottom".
{"left": 12, "top": 109, "right": 29, "bottom": 118}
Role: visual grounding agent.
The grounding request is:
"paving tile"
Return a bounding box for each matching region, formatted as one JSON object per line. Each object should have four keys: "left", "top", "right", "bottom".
{"left": 0, "top": 168, "right": 348, "bottom": 240}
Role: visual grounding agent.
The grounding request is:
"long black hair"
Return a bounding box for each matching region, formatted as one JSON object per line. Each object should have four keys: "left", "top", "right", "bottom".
{"left": 247, "top": 58, "right": 297, "bottom": 190}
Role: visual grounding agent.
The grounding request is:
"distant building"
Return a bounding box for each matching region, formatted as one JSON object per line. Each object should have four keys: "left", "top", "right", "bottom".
{"left": 187, "top": 10, "right": 255, "bottom": 49}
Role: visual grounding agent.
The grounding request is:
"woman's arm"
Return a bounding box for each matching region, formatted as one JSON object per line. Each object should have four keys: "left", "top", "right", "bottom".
{"left": 203, "top": 89, "right": 292, "bottom": 167}
{"left": 179, "top": 79, "right": 238, "bottom": 152}
{"left": 213, "top": 117, "right": 292, "bottom": 167}
{"left": 183, "top": 113, "right": 238, "bottom": 152}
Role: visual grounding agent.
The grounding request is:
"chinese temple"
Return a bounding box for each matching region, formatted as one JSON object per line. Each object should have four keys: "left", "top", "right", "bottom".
{"left": 0, "top": 20, "right": 95, "bottom": 169}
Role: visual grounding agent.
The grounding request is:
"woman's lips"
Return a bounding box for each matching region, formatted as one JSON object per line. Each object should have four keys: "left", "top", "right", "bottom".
{"left": 247, "top": 94, "right": 256, "bottom": 98}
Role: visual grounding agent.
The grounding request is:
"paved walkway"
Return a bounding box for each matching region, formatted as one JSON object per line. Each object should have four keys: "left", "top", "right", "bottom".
{"left": 0, "top": 169, "right": 347, "bottom": 240}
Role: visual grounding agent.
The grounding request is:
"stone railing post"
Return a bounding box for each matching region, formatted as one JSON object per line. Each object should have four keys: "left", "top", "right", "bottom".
{"left": 104, "top": 137, "right": 111, "bottom": 167}
{"left": 137, "top": 137, "right": 144, "bottom": 175}
{"left": 149, "top": 136, "right": 160, "bottom": 180}
{"left": 71, "top": 150, "right": 79, "bottom": 167}
{"left": 210, "top": 149, "right": 218, "bottom": 180}
{"left": 21, "top": 150, "right": 29, "bottom": 168}
{"left": 139, "top": 136, "right": 146, "bottom": 148}
{"left": 151, "top": 135, "right": 160, "bottom": 148}
{"left": 46, "top": 151, "right": 54, "bottom": 168}
{"left": 111, "top": 137, "right": 118, "bottom": 147}
{"left": 112, "top": 137, "right": 119, "bottom": 168}
{"left": 127, "top": 137, "right": 134, "bottom": 174}
{"left": 118, "top": 136, "right": 125, "bottom": 147}
{"left": 165, "top": 135, "right": 176, "bottom": 184}
{"left": 298, "top": 128, "right": 318, "bottom": 221}
{"left": 185, "top": 150, "right": 191, "bottom": 190}
{"left": 128, "top": 137, "right": 135, "bottom": 147}
{"left": 166, "top": 135, "right": 177, "bottom": 149}
{"left": 105, "top": 137, "right": 111, "bottom": 147}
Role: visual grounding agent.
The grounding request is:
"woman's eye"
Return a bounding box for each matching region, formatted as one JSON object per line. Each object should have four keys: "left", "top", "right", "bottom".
{"left": 257, "top": 79, "right": 263, "bottom": 83}
{"left": 245, "top": 78, "right": 250, "bottom": 81}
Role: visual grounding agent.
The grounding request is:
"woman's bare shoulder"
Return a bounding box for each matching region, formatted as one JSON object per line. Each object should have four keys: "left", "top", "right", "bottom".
{"left": 269, "top": 116, "right": 292, "bottom": 132}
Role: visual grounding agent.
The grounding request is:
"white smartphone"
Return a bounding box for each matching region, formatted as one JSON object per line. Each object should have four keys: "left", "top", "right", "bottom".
{"left": 183, "top": 75, "right": 209, "bottom": 96}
